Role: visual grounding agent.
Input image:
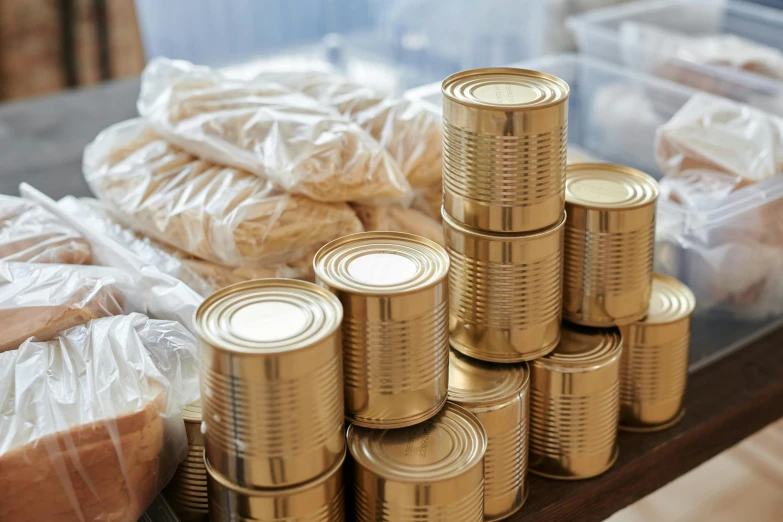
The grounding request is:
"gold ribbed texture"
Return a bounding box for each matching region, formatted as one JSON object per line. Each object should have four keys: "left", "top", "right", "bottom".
{"left": 354, "top": 479, "right": 484, "bottom": 522}
{"left": 483, "top": 417, "right": 528, "bottom": 521}
{"left": 444, "top": 210, "right": 564, "bottom": 362}
{"left": 164, "top": 444, "right": 208, "bottom": 522}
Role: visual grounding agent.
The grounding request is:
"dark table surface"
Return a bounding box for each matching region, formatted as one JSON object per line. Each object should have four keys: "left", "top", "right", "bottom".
{"left": 2, "top": 80, "right": 782, "bottom": 522}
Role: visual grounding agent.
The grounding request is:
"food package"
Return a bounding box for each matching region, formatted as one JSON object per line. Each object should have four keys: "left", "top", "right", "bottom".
{"left": 655, "top": 92, "right": 783, "bottom": 185}
{"left": 0, "top": 313, "right": 200, "bottom": 522}
{"left": 138, "top": 58, "right": 410, "bottom": 203}
{"left": 353, "top": 203, "right": 444, "bottom": 245}
{"left": 83, "top": 118, "right": 364, "bottom": 267}
{"left": 263, "top": 70, "right": 443, "bottom": 188}
{"left": 0, "top": 194, "right": 91, "bottom": 264}
{"left": 0, "top": 262, "right": 144, "bottom": 354}
{"left": 411, "top": 182, "right": 442, "bottom": 220}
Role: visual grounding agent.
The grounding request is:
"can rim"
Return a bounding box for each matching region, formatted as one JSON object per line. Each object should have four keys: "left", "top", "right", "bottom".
{"left": 634, "top": 274, "right": 696, "bottom": 325}
{"left": 182, "top": 401, "right": 202, "bottom": 423}
{"left": 313, "top": 231, "right": 449, "bottom": 296}
{"left": 442, "top": 67, "right": 570, "bottom": 110}
{"left": 442, "top": 208, "right": 566, "bottom": 240}
{"left": 448, "top": 350, "right": 530, "bottom": 408}
{"left": 533, "top": 323, "right": 622, "bottom": 371}
{"left": 565, "top": 163, "right": 659, "bottom": 211}
{"left": 204, "top": 446, "right": 346, "bottom": 496}
{"left": 193, "top": 278, "right": 343, "bottom": 355}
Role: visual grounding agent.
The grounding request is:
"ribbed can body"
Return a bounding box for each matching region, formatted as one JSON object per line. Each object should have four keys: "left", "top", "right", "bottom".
{"left": 314, "top": 232, "right": 450, "bottom": 429}
{"left": 195, "top": 280, "right": 345, "bottom": 489}
{"left": 206, "top": 451, "right": 346, "bottom": 522}
{"left": 442, "top": 68, "right": 569, "bottom": 233}
{"left": 164, "top": 404, "right": 209, "bottom": 522}
{"left": 443, "top": 210, "right": 565, "bottom": 362}
{"left": 529, "top": 325, "right": 622, "bottom": 480}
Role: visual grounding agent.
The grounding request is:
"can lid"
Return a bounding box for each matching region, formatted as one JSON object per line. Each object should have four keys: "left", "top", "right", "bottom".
{"left": 448, "top": 350, "right": 528, "bottom": 407}
{"left": 194, "top": 279, "right": 343, "bottom": 354}
{"left": 566, "top": 163, "right": 659, "bottom": 210}
{"left": 442, "top": 67, "right": 569, "bottom": 110}
{"left": 314, "top": 232, "right": 449, "bottom": 295}
{"left": 347, "top": 403, "right": 486, "bottom": 482}
{"left": 182, "top": 400, "right": 202, "bottom": 423}
{"left": 641, "top": 274, "right": 696, "bottom": 324}
{"left": 533, "top": 323, "right": 622, "bottom": 371}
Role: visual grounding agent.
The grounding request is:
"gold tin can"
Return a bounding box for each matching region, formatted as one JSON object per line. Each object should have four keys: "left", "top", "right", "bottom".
{"left": 447, "top": 350, "right": 530, "bottom": 522}
{"left": 618, "top": 274, "right": 695, "bottom": 432}
{"left": 443, "top": 209, "right": 565, "bottom": 362}
{"left": 529, "top": 323, "right": 622, "bottom": 480}
{"left": 442, "top": 67, "right": 569, "bottom": 233}
{"left": 164, "top": 401, "right": 209, "bottom": 522}
{"left": 314, "top": 232, "right": 450, "bottom": 429}
{"left": 563, "top": 163, "right": 659, "bottom": 326}
{"left": 195, "top": 279, "right": 345, "bottom": 488}
{"left": 205, "top": 448, "right": 346, "bottom": 522}
{"left": 348, "top": 403, "right": 486, "bottom": 522}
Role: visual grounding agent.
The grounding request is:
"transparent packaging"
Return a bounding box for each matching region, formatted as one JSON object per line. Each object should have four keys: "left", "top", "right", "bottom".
{"left": 352, "top": 203, "right": 443, "bottom": 245}
{"left": 83, "top": 118, "right": 363, "bottom": 267}
{"left": 0, "top": 313, "right": 200, "bottom": 522}
{"left": 138, "top": 58, "right": 410, "bottom": 203}
{"left": 0, "top": 195, "right": 91, "bottom": 264}
{"left": 405, "top": 54, "right": 783, "bottom": 369}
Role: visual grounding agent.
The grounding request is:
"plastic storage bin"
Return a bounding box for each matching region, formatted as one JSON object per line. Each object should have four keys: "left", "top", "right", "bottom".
{"left": 568, "top": 0, "right": 783, "bottom": 115}
{"left": 405, "top": 54, "right": 783, "bottom": 370}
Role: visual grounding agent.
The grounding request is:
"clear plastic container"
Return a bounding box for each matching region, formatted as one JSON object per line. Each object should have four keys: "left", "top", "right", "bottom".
{"left": 568, "top": 0, "right": 783, "bottom": 116}
{"left": 405, "top": 54, "right": 783, "bottom": 370}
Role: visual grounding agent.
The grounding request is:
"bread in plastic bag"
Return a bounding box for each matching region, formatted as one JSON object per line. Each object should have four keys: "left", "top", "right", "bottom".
{"left": 0, "top": 195, "right": 91, "bottom": 264}
{"left": 263, "top": 70, "right": 443, "bottom": 188}
{"left": 0, "top": 261, "right": 146, "bottom": 354}
{"left": 138, "top": 58, "right": 410, "bottom": 203}
{"left": 655, "top": 92, "right": 783, "bottom": 185}
{"left": 0, "top": 313, "right": 200, "bottom": 522}
{"left": 84, "top": 118, "right": 364, "bottom": 267}
{"left": 411, "top": 183, "right": 443, "bottom": 221}
{"left": 352, "top": 203, "right": 444, "bottom": 245}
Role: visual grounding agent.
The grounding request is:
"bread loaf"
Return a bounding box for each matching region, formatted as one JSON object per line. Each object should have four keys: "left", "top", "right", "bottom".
{"left": 352, "top": 203, "right": 444, "bottom": 245}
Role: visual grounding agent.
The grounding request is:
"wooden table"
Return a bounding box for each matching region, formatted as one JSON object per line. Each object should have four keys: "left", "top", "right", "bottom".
{"left": 2, "top": 80, "right": 782, "bottom": 522}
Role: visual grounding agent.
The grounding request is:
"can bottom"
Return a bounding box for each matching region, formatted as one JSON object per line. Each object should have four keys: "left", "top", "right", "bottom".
{"left": 620, "top": 408, "right": 686, "bottom": 433}
{"left": 485, "top": 481, "right": 529, "bottom": 522}
{"left": 563, "top": 310, "right": 647, "bottom": 328}
{"left": 529, "top": 444, "right": 619, "bottom": 481}
{"left": 346, "top": 394, "right": 448, "bottom": 429}
{"left": 450, "top": 337, "right": 558, "bottom": 363}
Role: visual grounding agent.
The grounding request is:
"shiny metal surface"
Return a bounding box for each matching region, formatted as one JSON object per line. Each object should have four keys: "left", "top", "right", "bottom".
{"left": 205, "top": 449, "right": 345, "bottom": 522}
{"left": 563, "top": 163, "right": 659, "bottom": 326}
{"left": 348, "top": 403, "right": 486, "bottom": 522}
{"left": 619, "top": 274, "right": 695, "bottom": 432}
{"left": 195, "top": 279, "right": 345, "bottom": 488}
{"left": 530, "top": 323, "right": 622, "bottom": 480}
{"left": 442, "top": 67, "right": 568, "bottom": 233}
{"left": 314, "top": 232, "right": 450, "bottom": 429}
{"left": 164, "top": 402, "right": 208, "bottom": 522}
{"left": 443, "top": 209, "right": 565, "bottom": 362}
{"left": 447, "top": 351, "right": 530, "bottom": 521}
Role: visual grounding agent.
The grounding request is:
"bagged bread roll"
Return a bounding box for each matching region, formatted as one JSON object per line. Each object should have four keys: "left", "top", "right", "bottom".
{"left": 656, "top": 92, "right": 783, "bottom": 185}
{"left": 0, "top": 314, "right": 200, "bottom": 522}
{"left": 264, "top": 70, "right": 443, "bottom": 188}
{"left": 411, "top": 182, "right": 443, "bottom": 220}
{"left": 138, "top": 58, "right": 410, "bottom": 203}
{"left": 0, "top": 262, "right": 142, "bottom": 353}
{"left": 353, "top": 204, "right": 444, "bottom": 245}
{"left": 0, "top": 195, "right": 91, "bottom": 264}
{"left": 84, "top": 119, "right": 363, "bottom": 267}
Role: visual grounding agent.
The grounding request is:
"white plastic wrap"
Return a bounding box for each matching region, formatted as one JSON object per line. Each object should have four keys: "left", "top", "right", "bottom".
{"left": 0, "top": 313, "right": 200, "bottom": 522}
{"left": 83, "top": 118, "right": 364, "bottom": 267}
{"left": 0, "top": 195, "right": 91, "bottom": 264}
{"left": 138, "top": 58, "right": 410, "bottom": 203}
{"left": 0, "top": 262, "right": 145, "bottom": 354}
{"left": 262, "top": 70, "right": 443, "bottom": 189}
{"left": 352, "top": 203, "right": 444, "bottom": 245}
{"left": 656, "top": 92, "right": 783, "bottom": 184}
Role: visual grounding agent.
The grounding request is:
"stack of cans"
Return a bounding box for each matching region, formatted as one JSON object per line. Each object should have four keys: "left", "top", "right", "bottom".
{"left": 194, "top": 279, "right": 347, "bottom": 522}
{"left": 163, "top": 401, "right": 208, "bottom": 522}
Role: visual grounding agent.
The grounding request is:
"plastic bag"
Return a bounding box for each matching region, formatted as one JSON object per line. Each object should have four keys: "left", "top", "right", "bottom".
{"left": 263, "top": 70, "right": 443, "bottom": 189}
{"left": 411, "top": 183, "right": 443, "bottom": 220}
{"left": 656, "top": 92, "right": 783, "bottom": 185}
{"left": 138, "top": 58, "right": 410, "bottom": 203}
{"left": 352, "top": 203, "right": 444, "bottom": 245}
{"left": 83, "top": 118, "right": 363, "bottom": 267}
{"left": 0, "top": 313, "right": 200, "bottom": 522}
{"left": 0, "top": 261, "right": 146, "bottom": 354}
{"left": 0, "top": 194, "right": 91, "bottom": 264}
